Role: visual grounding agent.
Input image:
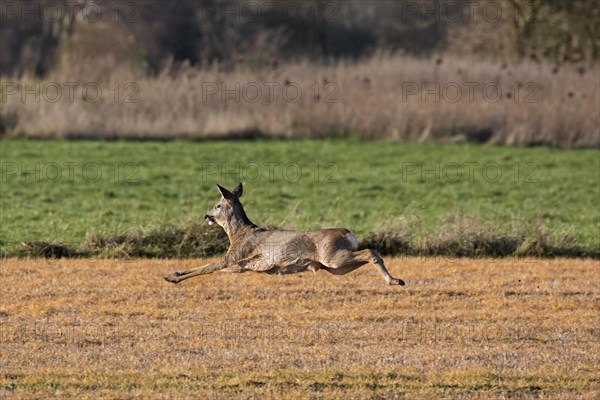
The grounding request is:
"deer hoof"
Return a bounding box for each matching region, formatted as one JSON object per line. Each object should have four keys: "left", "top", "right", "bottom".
{"left": 174, "top": 271, "right": 186, "bottom": 277}
{"left": 164, "top": 276, "right": 179, "bottom": 284}
{"left": 389, "top": 278, "right": 405, "bottom": 286}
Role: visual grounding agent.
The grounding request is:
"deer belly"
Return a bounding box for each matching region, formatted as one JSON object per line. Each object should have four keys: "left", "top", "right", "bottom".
{"left": 237, "top": 254, "right": 310, "bottom": 273}
{"left": 264, "top": 260, "right": 322, "bottom": 275}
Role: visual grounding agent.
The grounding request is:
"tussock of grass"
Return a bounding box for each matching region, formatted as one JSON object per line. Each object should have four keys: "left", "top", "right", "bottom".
{"left": 363, "top": 215, "right": 598, "bottom": 258}
{"left": 418, "top": 215, "right": 525, "bottom": 258}
{"left": 358, "top": 217, "right": 414, "bottom": 256}
{"left": 16, "top": 216, "right": 598, "bottom": 259}
{"left": 82, "top": 222, "right": 228, "bottom": 258}
{"left": 17, "top": 241, "right": 79, "bottom": 258}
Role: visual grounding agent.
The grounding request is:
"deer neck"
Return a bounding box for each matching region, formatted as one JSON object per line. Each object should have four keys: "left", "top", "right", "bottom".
{"left": 222, "top": 208, "right": 258, "bottom": 244}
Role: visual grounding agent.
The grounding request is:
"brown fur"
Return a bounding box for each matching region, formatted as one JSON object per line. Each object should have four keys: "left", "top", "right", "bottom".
{"left": 164, "top": 183, "right": 405, "bottom": 285}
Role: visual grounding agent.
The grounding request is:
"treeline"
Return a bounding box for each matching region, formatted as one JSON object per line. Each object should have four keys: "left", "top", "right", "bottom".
{"left": 1, "top": 0, "right": 598, "bottom": 77}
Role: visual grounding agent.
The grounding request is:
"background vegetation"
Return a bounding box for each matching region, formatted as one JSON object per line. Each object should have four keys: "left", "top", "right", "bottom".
{"left": 1, "top": 0, "right": 599, "bottom": 146}
{"left": 3, "top": 0, "right": 599, "bottom": 75}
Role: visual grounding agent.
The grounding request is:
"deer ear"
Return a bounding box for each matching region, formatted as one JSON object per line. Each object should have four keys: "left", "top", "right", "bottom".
{"left": 217, "top": 184, "right": 234, "bottom": 200}
{"left": 231, "top": 182, "right": 243, "bottom": 198}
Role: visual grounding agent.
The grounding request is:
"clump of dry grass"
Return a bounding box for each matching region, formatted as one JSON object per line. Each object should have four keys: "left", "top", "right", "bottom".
{"left": 359, "top": 217, "right": 415, "bottom": 256}
{"left": 2, "top": 53, "right": 598, "bottom": 147}
{"left": 421, "top": 215, "right": 593, "bottom": 258}
{"left": 419, "top": 215, "right": 554, "bottom": 258}
{"left": 418, "top": 215, "right": 525, "bottom": 257}
{"left": 18, "top": 241, "right": 78, "bottom": 258}
{"left": 16, "top": 216, "right": 597, "bottom": 260}
{"left": 82, "top": 221, "right": 228, "bottom": 258}
{"left": 362, "top": 215, "right": 596, "bottom": 258}
{"left": 515, "top": 220, "right": 586, "bottom": 258}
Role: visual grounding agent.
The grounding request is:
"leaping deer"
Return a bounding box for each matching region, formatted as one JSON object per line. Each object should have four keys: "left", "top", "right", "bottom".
{"left": 164, "top": 183, "right": 405, "bottom": 286}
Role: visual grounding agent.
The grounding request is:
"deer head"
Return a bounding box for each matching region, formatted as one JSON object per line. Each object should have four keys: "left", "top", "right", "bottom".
{"left": 204, "top": 182, "right": 246, "bottom": 228}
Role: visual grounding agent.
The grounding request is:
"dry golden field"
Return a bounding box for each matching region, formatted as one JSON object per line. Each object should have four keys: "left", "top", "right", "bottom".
{"left": 0, "top": 257, "right": 598, "bottom": 399}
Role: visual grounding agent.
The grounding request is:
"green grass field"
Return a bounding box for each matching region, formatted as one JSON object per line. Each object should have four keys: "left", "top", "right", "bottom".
{"left": 1, "top": 139, "right": 598, "bottom": 256}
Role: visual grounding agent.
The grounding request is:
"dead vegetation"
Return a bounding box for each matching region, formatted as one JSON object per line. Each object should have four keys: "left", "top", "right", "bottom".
{"left": 401, "top": 215, "right": 591, "bottom": 258}
{"left": 14, "top": 216, "right": 598, "bottom": 260}
{"left": 82, "top": 221, "right": 228, "bottom": 259}
{"left": 2, "top": 53, "right": 598, "bottom": 148}
{"left": 0, "top": 257, "right": 598, "bottom": 398}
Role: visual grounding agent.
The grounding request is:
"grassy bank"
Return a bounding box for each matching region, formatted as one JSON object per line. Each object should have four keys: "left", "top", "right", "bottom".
{"left": 1, "top": 139, "right": 598, "bottom": 257}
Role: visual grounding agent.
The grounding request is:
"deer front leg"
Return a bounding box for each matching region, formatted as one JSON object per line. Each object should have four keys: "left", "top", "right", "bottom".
{"left": 174, "top": 264, "right": 210, "bottom": 277}
{"left": 164, "top": 260, "right": 226, "bottom": 284}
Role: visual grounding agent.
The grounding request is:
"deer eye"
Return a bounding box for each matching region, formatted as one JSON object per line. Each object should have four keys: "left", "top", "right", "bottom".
{"left": 216, "top": 204, "right": 221, "bottom": 209}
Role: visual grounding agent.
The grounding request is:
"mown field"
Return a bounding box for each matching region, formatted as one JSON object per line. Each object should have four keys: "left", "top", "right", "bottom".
{"left": 1, "top": 140, "right": 598, "bottom": 257}
{"left": 0, "top": 257, "right": 598, "bottom": 398}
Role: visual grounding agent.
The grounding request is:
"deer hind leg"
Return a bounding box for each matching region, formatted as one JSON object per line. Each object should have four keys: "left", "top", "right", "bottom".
{"left": 324, "top": 249, "right": 405, "bottom": 286}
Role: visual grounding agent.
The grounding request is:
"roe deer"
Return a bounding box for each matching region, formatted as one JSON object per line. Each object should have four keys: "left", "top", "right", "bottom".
{"left": 164, "top": 183, "right": 405, "bottom": 285}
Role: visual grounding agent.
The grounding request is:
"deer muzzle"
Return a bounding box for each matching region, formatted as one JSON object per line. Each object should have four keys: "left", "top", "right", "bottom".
{"left": 204, "top": 214, "right": 215, "bottom": 225}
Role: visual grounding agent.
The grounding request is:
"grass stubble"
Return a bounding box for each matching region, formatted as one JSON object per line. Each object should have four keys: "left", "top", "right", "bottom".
{"left": 0, "top": 257, "right": 598, "bottom": 398}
